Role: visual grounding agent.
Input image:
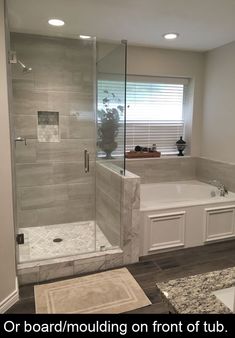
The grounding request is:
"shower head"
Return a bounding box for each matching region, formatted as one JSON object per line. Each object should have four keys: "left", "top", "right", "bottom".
{"left": 9, "top": 51, "right": 32, "bottom": 73}
{"left": 17, "top": 59, "right": 32, "bottom": 73}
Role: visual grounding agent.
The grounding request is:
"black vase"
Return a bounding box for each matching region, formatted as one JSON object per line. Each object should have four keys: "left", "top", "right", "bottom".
{"left": 105, "top": 150, "right": 113, "bottom": 159}
{"left": 176, "top": 136, "right": 186, "bottom": 156}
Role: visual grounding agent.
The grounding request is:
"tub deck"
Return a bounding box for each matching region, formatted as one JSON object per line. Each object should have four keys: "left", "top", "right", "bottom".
{"left": 140, "top": 180, "right": 235, "bottom": 211}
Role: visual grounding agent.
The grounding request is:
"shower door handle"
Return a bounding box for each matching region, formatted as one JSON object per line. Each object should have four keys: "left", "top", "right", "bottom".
{"left": 84, "top": 149, "right": 89, "bottom": 173}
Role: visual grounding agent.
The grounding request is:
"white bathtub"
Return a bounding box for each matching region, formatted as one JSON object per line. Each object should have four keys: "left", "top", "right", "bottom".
{"left": 140, "top": 180, "right": 235, "bottom": 256}
{"left": 141, "top": 180, "right": 235, "bottom": 210}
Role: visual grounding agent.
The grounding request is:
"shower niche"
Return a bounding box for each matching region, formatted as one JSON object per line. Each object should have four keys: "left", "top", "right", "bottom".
{"left": 37, "top": 111, "right": 60, "bottom": 142}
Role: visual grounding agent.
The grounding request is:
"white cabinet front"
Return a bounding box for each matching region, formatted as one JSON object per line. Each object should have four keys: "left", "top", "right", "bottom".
{"left": 204, "top": 206, "right": 235, "bottom": 243}
{"left": 143, "top": 211, "right": 186, "bottom": 255}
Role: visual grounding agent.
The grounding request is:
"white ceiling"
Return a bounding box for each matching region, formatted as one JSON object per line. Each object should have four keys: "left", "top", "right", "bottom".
{"left": 6, "top": 0, "right": 235, "bottom": 51}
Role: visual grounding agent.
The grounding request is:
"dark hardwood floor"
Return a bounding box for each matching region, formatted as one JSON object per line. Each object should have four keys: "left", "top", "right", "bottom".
{"left": 7, "top": 239, "right": 235, "bottom": 314}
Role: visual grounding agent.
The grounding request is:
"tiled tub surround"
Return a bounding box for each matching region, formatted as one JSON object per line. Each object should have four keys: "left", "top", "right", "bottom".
{"left": 126, "top": 157, "right": 196, "bottom": 183}
{"left": 140, "top": 180, "right": 235, "bottom": 256}
{"left": 11, "top": 33, "right": 96, "bottom": 228}
{"left": 157, "top": 267, "right": 235, "bottom": 313}
{"left": 126, "top": 156, "right": 235, "bottom": 193}
{"left": 18, "top": 221, "right": 113, "bottom": 263}
{"left": 96, "top": 162, "right": 140, "bottom": 265}
{"left": 196, "top": 157, "right": 235, "bottom": 193}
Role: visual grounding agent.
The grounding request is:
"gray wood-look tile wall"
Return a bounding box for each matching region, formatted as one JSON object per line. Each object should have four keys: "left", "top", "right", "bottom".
{"left": 11, "top": 33, "right": 96, "bottom": 228}
{"left": 126, "top": 157, "right": 197, "bottom": 183}
{"left": 96, "top": 163, "right": 122, "bottom": 246}
{"left": 126, "top": 157, "right": 235, "bottom": 194}
{"left": 95, "top": 163, "right": 140, "bottom": 265}
{"left": 196, "top": 157, "right": 235, "bottom": 192}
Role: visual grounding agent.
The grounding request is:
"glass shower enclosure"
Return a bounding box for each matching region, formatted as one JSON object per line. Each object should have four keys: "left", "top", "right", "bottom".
{"left": 9, "top": 31, "right": 127, "bottom": 264}
{"left": 96, "top": 41, "right": 127, "bottom": 174}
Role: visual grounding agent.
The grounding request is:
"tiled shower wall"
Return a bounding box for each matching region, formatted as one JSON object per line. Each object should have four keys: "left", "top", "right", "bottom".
{"left": 96, "top": 163, "right": 122, "bottom": 246}
{"left": 11, "top": 33, "right": 96, "bottom": 228}
{"left": 96, "top": 162, "right": 140, "bottom": 264}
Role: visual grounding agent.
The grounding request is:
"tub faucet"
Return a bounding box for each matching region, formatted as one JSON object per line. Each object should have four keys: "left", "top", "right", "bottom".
{"left": 218, "top": 184, "right": 228, "bottom": 197}
{"left": 209, "top": 180, "right": 228, "bottom": 196}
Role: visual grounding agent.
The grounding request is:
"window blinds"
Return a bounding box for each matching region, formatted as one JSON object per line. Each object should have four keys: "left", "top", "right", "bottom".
{"left": 126, "top": 76, "right": 186, "bottom": 154}
{"left": 125, "top": 121, "right": 184, "bottom": 153}
{"left": 97, "top": 75, "right": 187, "bottom": 156}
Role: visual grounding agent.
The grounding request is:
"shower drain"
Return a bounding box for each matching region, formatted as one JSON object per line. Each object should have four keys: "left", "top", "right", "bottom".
{"left": 53, "top": 238, "right": 63, "bottom": 243}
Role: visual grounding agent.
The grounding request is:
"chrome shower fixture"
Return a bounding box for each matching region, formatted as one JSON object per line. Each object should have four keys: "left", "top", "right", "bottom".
{"left": 17, "top": 59, "right": 32, "bottom": 73}
{"left": 9, "top": 51, "right": 32, "bottom": 73}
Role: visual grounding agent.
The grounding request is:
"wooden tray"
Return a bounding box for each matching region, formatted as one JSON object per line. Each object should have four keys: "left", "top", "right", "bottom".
{"left": 125, "top": 151, "right": 161, "bottom": 158}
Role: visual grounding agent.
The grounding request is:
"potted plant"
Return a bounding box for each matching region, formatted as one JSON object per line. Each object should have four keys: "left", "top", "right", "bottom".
{"left": 97, "top": 90, "right": 124, "bottom": 159}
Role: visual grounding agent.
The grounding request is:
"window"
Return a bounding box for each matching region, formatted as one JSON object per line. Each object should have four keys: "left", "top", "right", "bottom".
{"left": 97, "top": 75, "right": 189, "bottom": 157}
{"left": 126, "top": 75, "right": 188, "bottom": 155}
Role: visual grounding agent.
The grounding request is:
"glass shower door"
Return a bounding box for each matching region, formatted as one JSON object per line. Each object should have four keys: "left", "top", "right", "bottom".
{"left": 10, "top": 33, "right": 98, "bottom": 263}
{"left": 9, "top": 30, "right": 127, "bottom": 264}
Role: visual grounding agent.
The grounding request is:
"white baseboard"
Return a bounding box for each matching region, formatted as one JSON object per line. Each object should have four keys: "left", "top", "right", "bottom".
{"left": 0, "top": 277, "right": 19, "bottom": 313}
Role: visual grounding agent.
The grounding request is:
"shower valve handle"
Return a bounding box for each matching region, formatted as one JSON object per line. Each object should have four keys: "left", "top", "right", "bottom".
{"left": 14, "top": 136, "right": 27, "bottom": 146}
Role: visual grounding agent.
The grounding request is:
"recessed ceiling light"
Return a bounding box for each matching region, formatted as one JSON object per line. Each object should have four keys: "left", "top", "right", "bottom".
{"left": 163, "top": 33, "right": 179, "bottom": 40}
{"left": 79, "top": 35, "right": 92, "bottom": 39}
{"left": 48, "top": 19, "right": 65, "bottom": 27}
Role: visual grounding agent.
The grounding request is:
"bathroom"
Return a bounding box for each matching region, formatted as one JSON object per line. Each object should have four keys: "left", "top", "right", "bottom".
{"left": 1, "top": 0, "right": 235, "bottom": 314}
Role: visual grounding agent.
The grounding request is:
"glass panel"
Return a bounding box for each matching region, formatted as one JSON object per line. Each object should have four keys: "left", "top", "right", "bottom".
{"left": 96, "top": 42, "right": 127, "bottom": 174}
{"left": 10, "top": 33, "right": 98, "bottom": 263}
{"left": 95, "top": 41, "right": 127, "bottom": 251}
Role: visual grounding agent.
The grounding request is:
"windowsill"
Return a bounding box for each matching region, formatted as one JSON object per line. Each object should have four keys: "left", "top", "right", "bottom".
{"left": 97, "top": 154, "right": 192, "bottom": 160}
{"left": 126, "top": 155, "right": 192, "bottom": 160}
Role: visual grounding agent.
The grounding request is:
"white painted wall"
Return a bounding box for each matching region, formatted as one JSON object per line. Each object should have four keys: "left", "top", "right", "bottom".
{"left": 0, "top": 0, "right": 17, "bottom": 312}
{"left": 127, "top": 46, "right": 205, "bottom": 157}
{"left": 201, "top": 41, "right": 235, "bottom": 163}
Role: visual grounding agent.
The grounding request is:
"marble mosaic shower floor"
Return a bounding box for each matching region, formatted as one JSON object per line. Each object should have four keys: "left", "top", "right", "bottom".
{"left": 18, "top": 221, "right": 113, "bottom": 263}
